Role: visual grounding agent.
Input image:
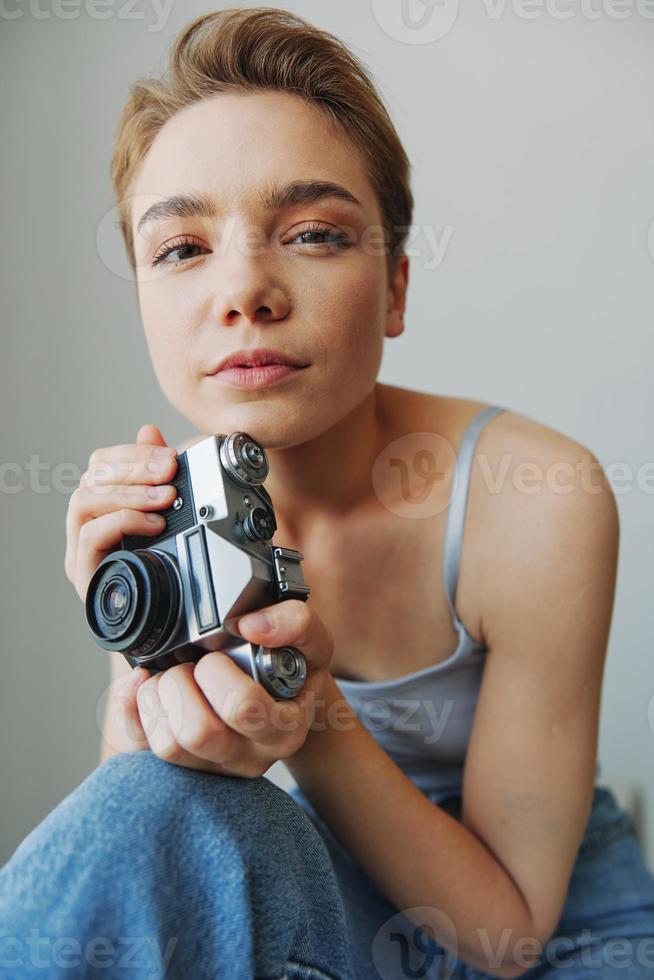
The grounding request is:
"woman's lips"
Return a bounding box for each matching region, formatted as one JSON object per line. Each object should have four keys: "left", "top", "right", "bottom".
{"left": 209, "top": 364, "right": 307, "bottom": 389}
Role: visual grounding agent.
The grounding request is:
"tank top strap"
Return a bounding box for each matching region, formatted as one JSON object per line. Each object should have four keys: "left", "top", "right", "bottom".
{"left": 442, "top": 405, "right": 507, "bottom": 636}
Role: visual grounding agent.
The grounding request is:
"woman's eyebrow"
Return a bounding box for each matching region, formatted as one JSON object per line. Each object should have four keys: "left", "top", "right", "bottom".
{"left": 135, "top": 179, "right": 363, "bottom": 235}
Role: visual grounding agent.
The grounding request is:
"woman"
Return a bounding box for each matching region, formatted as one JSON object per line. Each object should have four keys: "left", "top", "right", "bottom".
{"left": 2, "top": 8, "right": 653, "bottom": 979}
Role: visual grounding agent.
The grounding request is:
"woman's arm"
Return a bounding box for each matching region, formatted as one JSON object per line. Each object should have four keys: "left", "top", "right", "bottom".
{"left": 285, "top": 421, "right": 619, "bottom": 980}
{"left": 286, "top": 677, "right": 539, "bottom": 979}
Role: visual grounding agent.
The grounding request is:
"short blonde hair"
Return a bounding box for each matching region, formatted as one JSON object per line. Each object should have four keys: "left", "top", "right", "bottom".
{"left": 110, "top": 6, "right": 414, "bottom": 278}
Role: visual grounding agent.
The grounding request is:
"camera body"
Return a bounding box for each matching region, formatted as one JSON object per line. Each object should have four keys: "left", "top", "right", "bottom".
{"left": 85, "top": 432, "right": 310, "bottom": 700}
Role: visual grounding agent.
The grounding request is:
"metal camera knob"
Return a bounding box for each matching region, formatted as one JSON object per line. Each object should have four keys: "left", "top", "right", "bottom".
{"left": 220, "top": 432, "right": 269, "bottom": 487}
{"left": 242, "top": 505, "right": 276, "bottom": 543}
{"left": 254, "top": 645, "right": 307, "bottom": 699}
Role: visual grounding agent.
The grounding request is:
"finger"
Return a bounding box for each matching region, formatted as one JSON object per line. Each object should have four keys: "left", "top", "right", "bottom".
{"left": 136, "top": 423, "right": 168, "bottom": 449}
{"left": 137, "top": 671, "right": 240, "bottom": 773}
{"left": 66, "top": 429, "right": 174, "bottom": 586}
{"left": 226, "top": 601, "right": 333, "bottom": 737}
{"left": 231, "top": 599, "right": 333, "bottom": 674}
{"left": 135, "top": 672, "right": 197, "bottom": 766}
{"left": 193, "top": 651, "right": 306, "bottom": 753}
{"left": 106, "top": 666, "right": 151, "bottom": 752}
{"left": 70, "top": 481, "right": 178, "bottom": 521}
{"left": 157, "top": 662, "right": 263, "bottom": 766}
{"left": 83, "top": 445, "right": 177, "bottom": 489}
{"left": 66, "top": 494, "right": 168, "bottom": 593}
{"left": 74, "top": 508, "right": 166, "bottom": 600}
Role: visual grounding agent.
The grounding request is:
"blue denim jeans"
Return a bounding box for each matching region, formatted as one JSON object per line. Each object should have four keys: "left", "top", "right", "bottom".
{"left": 0, "top": 751, "right": 352, "bottom": 979}
{"left": 1, "top": 751, "right": 654, "bottom": 979}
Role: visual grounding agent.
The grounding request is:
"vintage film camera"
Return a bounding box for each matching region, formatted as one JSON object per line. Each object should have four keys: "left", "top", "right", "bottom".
{"left": 85, "top": 432, "right": 310, "bottom": 700}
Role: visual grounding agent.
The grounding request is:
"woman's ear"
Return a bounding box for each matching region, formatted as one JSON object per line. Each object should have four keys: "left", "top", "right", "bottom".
{"left": 385, "top": 254, "right": 409, "bottom": 339}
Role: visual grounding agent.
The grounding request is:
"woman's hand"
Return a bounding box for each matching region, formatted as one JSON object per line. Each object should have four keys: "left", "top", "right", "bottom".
{"left": 115, "top": 598, "right": 335, "bottom": 777}
{"left": 65, "top": 424, "right": 178, "bottom": 603}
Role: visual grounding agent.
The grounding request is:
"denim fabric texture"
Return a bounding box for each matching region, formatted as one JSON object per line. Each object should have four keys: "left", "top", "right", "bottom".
{"left": 2, "top": 751, "right": 654, "bottom": 979}
{"left": 0, "top": 751, "right": 352, "bottom": 980}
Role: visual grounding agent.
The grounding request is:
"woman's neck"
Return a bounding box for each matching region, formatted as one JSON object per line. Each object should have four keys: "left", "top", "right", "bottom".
{"left": 263, "top": 382, "right": 391, "bottom": 542}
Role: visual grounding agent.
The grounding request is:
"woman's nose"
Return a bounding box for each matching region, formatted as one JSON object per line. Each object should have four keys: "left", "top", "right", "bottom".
{"left": 209, "top": 242, "right": 290, "bottom": 326}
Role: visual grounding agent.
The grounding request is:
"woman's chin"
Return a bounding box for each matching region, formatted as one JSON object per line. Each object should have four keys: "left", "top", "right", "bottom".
{"left": 192, "top": 406, "right": 321, "bottom": 450}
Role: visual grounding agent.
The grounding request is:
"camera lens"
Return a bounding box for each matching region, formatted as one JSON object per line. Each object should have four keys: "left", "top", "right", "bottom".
{"left": 85, "top": 550, "right": 181, "bottom": 657}
{"left": 100, "top": 577, "right": 131, "bottom": 623}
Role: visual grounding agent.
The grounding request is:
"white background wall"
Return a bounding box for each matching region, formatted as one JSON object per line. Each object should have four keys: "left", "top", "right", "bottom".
{"left": 1, "top": 0, "right": 653, "bottom": 872}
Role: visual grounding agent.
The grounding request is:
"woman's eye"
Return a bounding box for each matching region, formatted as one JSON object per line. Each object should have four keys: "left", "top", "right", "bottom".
{"left": 289, "top": 225, "right": 351, "bottom": 250}
{"left": 151, "top": 237, "right": 205, "bottom": 267}
{"left": 151, "top": 224, "right": 352, "bottom": 267}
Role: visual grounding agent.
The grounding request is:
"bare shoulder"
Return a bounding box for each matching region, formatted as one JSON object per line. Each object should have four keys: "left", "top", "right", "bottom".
{"left": 397, "top": 388, "right": 618, "bottom": 647}
{"left": 462, "top": 402, "right": 618, "bottom": 648}
{"left": 471, "top": 401, "right": 600, "bottom": 469}
{"left": 467, "top": 401, "right": 616, "bottom": 521}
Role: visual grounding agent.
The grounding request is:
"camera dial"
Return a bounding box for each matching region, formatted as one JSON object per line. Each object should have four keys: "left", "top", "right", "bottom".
{"left": 255, "top": 645, "right": 307, "bottom": 698}
{"left": 242, "top": 505, "right": 276, "bottom": 542}
{"left": 220, "top": 432, "right": 269, "bottom": 487}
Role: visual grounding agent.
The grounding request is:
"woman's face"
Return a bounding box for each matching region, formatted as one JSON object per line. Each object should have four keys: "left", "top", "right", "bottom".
{"left": 130, "top": 90, "right": 404, "bottom": 449}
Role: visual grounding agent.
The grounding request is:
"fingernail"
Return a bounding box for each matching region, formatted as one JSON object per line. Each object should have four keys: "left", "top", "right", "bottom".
{"left": 238, "top": 610, "right": 273, "bottom": 633}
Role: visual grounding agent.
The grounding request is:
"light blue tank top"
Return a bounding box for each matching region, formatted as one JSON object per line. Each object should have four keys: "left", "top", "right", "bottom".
{"left": 332, "top": 404, "right": 602, "bottom": 797}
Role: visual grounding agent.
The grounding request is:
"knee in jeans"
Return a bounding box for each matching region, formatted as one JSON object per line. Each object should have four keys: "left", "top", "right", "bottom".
{"left": 92, "top": 751, "right": 314, "bottom": 848}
